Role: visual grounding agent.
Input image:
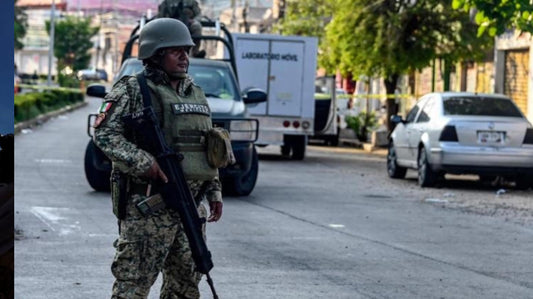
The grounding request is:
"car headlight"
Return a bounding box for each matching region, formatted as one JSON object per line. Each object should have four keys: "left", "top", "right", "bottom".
{"left": 229, "top": 119, "right": 259, "bottom": 142}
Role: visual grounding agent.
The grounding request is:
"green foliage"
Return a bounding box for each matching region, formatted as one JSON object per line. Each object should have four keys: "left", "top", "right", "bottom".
{"left": 453, "top": 0, "right": 533, "bottom": 36}
{"left": 322, "top": 0, "right": 491, "bottom": 81}
{"left": 14, "top": 90, "right": 83, "bottom": 123}
{"left": 276, "top": 0, "right": 335, "bottom": 38}
{"left": 275, "top": 0, "right": 339, "bottom": 71}
{"left": 45, "top": 16, "right": 99, "bottom": 73}
{"left": 281, "top": 0, "right": 493, "bottom": 130}
{"left": 58, "top": 74, "right": 81, "bottom": 88}
{"left": 15, "top": 0, "right": 27, "bottom": 50}
{"left": 345, "top": 111, "right": 378, "bottom": 142}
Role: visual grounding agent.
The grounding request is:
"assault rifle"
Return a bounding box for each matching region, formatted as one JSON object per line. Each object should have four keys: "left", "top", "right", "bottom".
{"left": 122, "top": 74, "right": 218, "bottom": 298}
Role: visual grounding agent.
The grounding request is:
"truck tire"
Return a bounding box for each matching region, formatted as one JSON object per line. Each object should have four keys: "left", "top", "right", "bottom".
{"left": 280, "top": 144, "right": 291, "bottom": 156}
{"left": 327, "top": 130, "right": 339, "bottom": 146}
{"left": 290, "top": 135, "right": 307, "bottom": 160}
{"left": 224, "top": 146, "right": 259, "bottom": 196}
{"left": 84, "top": 140, "right": 111, "bottom": 192}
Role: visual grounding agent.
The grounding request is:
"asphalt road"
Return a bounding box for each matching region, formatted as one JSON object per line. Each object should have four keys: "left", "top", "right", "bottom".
{"left": 14, "top": 98, "right": 533, "bottom": 299}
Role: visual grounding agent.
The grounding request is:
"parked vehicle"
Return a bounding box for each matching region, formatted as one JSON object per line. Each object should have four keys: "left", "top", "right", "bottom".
{"left": 231, "top": 33, "right": 318, "bottom": 160}
{"left": 84, "top": 19, "right": 266, "bottom": 196}
{"left": 387, "top": 92, "right": 533, "bottom": 189}
{"left": 77, "top": 68, "right": 108, "bottom": 81}
{"left": 312, "top": 76, "right": 340, "bottom": 146}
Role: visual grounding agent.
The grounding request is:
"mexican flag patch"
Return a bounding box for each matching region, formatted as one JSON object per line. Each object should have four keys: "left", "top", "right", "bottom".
{"left": 99, "top": 102, "right": 113, "bottom": 113}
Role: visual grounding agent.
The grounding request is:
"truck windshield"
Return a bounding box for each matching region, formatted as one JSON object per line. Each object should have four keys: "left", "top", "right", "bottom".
{"left": 189, "top": 65, "right": 238, "bottom": 101}
{"left": 115, "top": 59, "right": 239, "bottom": 101}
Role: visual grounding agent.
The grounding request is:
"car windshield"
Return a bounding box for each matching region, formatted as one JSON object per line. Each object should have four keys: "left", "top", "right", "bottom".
{"left": 189, "top": 64, "right": 238, "bottom": 100}
{"left": 443, "top": 96, "right": 523, "bottom": 117}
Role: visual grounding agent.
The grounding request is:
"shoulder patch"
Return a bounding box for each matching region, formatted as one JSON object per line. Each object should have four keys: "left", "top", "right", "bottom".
{"left": 99, "top": 101, "right": 113, "bottom": 113}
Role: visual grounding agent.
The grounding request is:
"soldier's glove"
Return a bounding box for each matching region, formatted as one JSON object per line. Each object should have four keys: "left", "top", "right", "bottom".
{"left": 207, "top": 201, "right": 223, "bottom": 222}
{"left": 143, "top": 161, "right": 168, "bottom": 183}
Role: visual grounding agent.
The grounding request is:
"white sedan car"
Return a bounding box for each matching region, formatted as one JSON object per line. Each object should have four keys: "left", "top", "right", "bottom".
{"left": 387, "top": 92, "right": 533, "bottom": 189}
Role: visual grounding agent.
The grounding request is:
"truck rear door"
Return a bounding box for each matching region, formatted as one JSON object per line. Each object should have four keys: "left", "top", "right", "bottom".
{"left": 235, "top": 37, "right": 306, "bottom": 117}
{"left": 268, "top": 40, "right": 305, "bottom": 117}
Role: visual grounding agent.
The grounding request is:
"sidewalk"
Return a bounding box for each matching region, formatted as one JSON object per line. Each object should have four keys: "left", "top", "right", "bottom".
{"left": 14, "top": 101, "right": 87, "bottom": 135}
{"left": 308, "top": 143, "right": 387, "bottom": 157}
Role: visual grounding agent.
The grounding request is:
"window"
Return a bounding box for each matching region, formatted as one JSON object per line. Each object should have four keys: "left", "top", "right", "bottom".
{"left": 417, "top": 98, "right": 435, "bottom": 123}
{"left": 405, "top": 105, "right": 420, "bottom": 123}
{"left": 443, "top": 96, "right": 522, "bottom": 117}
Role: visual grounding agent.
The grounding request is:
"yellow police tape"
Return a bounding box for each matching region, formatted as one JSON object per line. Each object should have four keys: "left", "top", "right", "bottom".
{"left": 316, "top": 93, "right": 414, "bottom": 100}
{"left": 18, "top": 84, "right": 83, "bottom": 93}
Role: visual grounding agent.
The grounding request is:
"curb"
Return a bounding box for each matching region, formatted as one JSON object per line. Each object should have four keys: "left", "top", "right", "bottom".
{"left": 14, "top": 101, "right": 88, "bottom": 135}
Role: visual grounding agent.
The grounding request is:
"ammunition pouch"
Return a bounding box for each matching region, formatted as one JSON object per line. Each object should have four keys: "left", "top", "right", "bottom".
{"left": 206, "top": 127, "right": 236, "bottom": 168}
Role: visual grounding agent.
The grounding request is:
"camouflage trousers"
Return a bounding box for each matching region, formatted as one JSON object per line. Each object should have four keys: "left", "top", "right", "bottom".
{"left": 111, "top": 193, "right": 207, "bottom": 299}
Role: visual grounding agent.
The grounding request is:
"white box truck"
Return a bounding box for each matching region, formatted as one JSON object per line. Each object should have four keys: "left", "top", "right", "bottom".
{"left": 231, "top": 33, "right": 318, "bottom": 160}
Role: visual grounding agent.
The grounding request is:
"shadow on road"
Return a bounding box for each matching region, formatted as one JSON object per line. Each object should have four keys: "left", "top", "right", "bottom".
{"left": 404, "top": 175, "right": 531, "bottom": 193}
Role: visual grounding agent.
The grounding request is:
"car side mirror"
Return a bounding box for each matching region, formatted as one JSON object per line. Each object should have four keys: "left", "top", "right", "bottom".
{"left": 390, "top": 115, "right": 404, "bottom": 124}
{"left": 242, "top": 88, "right": 267, "bottom": 104}
{"left": 86, "top": 84, "right": 107, "bottom": 98}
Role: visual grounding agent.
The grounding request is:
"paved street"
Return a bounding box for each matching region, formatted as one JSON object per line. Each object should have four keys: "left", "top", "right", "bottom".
{"left": 14, "top": 98, "right": 533, "bottom": 299}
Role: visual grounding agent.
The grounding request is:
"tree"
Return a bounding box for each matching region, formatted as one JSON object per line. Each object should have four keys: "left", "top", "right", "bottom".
{"left": 45, "top": 16, "right": 99, "bottom": 74}
{"left": 321, "top": 0, "right": 491, "bottom": 129}
{"left": 275, "top": 0, "right": 336, "bottom": 70}
{"left": 15, "top": 0, "right": 27, "bottom": 50}
{"left": 452, "top": 0, "right": 533, "bottom": 36}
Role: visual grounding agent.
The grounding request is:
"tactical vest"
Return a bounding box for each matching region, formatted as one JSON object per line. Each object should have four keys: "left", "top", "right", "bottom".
{"left": 147, "top": 80, "right": 218, "bottom": 181}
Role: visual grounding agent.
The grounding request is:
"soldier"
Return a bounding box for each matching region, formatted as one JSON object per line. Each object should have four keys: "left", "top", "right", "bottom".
{"left": 158, "top": 0, "right": 205, "bottom": 58}
{"left": 93, "top": 18, "right": 223, "bottom": 299}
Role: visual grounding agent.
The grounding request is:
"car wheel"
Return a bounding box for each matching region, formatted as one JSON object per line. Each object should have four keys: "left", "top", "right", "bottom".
{"left": 280, "top": 144, "right": 291, "bottom": 156}
{"left": 223, "top": 146, "right": 259, "bottom": 196}
{"left": 479, "top": 175, "right": 498, "bottom": 186}
{"left": 84, "top": 140, "right": 111, "bottom": 192}
{"left": 418, "top": 147, "right": 437, "bottom": 187}
{"left": 387, "top": 142, "right": 407, "bottom": 179}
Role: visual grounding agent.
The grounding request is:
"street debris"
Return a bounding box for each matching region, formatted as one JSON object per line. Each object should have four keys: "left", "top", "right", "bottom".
{"left": 496, "top": 189, "right": 507, "bottom": 196}
{"left": 424, "top": 198, "right": 449, "bottom": 204}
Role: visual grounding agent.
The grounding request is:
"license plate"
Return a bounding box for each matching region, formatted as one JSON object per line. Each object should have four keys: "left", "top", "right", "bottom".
{"left": 477, "top": 131, "right": 504, "bottom": 144}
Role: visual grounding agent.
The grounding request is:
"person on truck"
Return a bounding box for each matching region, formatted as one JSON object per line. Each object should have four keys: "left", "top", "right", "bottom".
{"left": 158, "top": 0, "right": 205, "bottom": 58}
{"left": 93, "top": 18, "right": 223, "bottom": 298}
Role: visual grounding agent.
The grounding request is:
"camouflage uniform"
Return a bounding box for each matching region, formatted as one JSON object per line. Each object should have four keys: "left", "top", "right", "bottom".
{"left": 94, "top": 65, "right": 222, "bottom": 299}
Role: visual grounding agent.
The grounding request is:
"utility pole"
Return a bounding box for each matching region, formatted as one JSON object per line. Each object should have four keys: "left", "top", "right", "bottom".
{"left": 47, "top": 0, "right": 56, "bottom": 86}
{"left": 231, "top": 0, "right": 237, "bottom": 32}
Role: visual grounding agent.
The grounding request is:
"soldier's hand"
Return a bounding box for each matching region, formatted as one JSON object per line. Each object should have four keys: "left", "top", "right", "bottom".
{"left": 143, "top": 161, "right": 168, "bottom": 183}
{"left": 207, "top": 201, "right": 223, "bottom": 222}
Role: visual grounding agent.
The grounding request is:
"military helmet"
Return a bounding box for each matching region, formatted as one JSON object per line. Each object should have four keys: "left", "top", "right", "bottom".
{"left": 138, "top": 18, "right": 195, "bottom": 60}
